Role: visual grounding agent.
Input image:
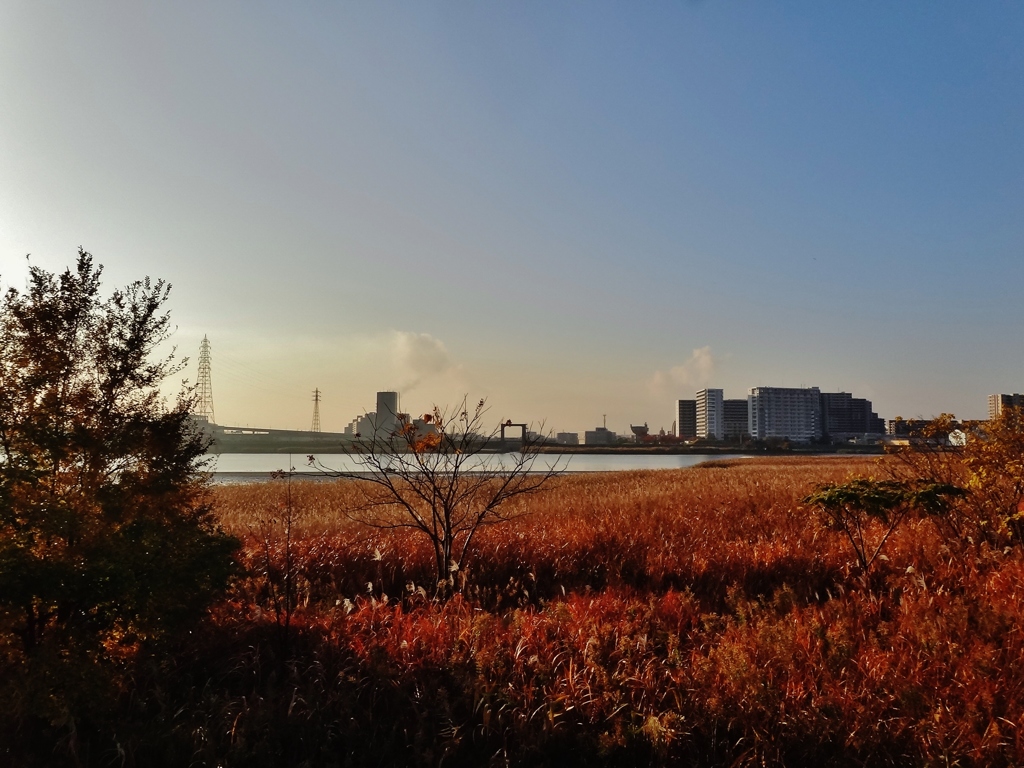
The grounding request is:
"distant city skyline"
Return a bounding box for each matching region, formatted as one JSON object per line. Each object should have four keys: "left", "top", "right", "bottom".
{"left": 2, "top": 3, "right": 1021, "bottom": 432}
{"left": 182, "top": 335, "right": 1001, "bottom": 439}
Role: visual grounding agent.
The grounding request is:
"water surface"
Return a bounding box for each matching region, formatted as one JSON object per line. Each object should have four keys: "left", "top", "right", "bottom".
{"left": 207, "top": 452, "right": 746, "bottom": 483}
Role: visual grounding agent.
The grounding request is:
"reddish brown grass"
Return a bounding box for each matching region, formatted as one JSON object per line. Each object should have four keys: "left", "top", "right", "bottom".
{"left": 201, "top": 456, "right": 1024, "bottom": 766}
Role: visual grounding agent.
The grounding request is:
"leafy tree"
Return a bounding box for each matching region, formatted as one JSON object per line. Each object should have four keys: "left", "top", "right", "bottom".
{"left": 884, "top": 409, "right": 1024, "bottom": 549}
{"left": 805, "top": 478, "right": 963, "bottom": 575}
{"left": 313, "top": 397, "right": 562, "bottom": 596}
{"left": 961, "top": 407, "right": 1024, "bottom": 545}
{"left": 0, "top": 251, "right": 237, "bottom": 738}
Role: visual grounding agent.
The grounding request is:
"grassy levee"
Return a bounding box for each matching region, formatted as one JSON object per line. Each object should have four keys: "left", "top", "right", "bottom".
{"left": 175, "top": 456, "right": 1024, "bottom": 767}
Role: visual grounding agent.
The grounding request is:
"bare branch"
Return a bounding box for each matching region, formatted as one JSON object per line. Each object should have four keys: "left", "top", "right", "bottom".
{"left": 312, "top": 397, "right": 564, "bottom": 595}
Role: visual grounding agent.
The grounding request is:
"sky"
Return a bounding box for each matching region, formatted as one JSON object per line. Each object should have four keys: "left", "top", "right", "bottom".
{"left": 1, "top": 2, "right": 1022, "bottom": 434}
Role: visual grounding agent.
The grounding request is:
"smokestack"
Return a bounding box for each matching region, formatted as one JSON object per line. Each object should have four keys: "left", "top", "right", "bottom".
{"left": 375, "top": 391, "right": 400, "bottom": 436}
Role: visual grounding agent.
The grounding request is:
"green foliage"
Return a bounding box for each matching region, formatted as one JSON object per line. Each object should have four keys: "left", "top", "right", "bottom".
{"left": 805, "top": 478, "right": 964, "bottom": 574}
{"left": 0, "top": 251, "right": 238, "bottom": 740}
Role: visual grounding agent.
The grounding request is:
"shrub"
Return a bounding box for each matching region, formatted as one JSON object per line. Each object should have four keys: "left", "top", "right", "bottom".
{"left": 0, "top": 252, "right": 238, "bottom": 756}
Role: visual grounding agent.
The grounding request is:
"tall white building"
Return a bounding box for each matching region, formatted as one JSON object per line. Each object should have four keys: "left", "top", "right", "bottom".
{"left": 989, "top": 393, "right": 1023, "bottom": 420}
{"left": 695, "top": 388, "right": 725, "bottom": 440}
{"left": 748, "top": 387, "right": 822, "bottom": 443}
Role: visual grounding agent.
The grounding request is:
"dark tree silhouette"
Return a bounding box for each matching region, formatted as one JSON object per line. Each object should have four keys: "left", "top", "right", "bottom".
{"left": 0, "top": 250, "right": 237, "bottom": 740}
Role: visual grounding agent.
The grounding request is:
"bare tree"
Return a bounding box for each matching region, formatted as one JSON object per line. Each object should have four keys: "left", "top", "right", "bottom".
{"left": 311, "top": 397, "right": 563, "bottom": 596}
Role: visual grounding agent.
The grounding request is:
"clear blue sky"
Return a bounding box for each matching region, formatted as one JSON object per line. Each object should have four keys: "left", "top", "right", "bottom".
{"left": 1, "top": 2, "right": 1021, "bottom": 432}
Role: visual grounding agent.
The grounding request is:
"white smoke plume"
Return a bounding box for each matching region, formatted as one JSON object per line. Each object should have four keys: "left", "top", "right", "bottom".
{"left": 390, "top": 331, "right": 454, "bottom": 391}
{"left": 649, "top": 345, "right": 717, "bottom": 395}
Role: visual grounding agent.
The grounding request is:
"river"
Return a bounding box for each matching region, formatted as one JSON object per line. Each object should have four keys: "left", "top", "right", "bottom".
{"left": 206, "top": 452, "right": 746, "bottom": 483}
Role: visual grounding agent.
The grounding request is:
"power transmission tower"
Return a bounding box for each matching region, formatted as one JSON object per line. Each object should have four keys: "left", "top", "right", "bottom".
{"left": 311, "top": 388, "right": 322, "bottom": 432}
{"left": 196, "top": 335, "right": 215, "bottom": 423}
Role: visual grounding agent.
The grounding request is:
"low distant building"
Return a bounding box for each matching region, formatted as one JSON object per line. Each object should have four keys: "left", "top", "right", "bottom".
{"left": 989, "top": 393, "right": 1024, "bottom": 420}
{"left": 676, "top": 399, "right": 697, "bottom": 439}
{"left": 556, "top": 432, "right": 579, "bottom": 446}
{"left": 630, "top": 423, "right": 649, "bottom": 443}
{"left": 345, "top": 412, "right": 376, "bottom": 437}
{"left": 585, "top": 427, "right": 617, "bottom": 446}
{"left": 748, "top": 386, "right": 822, "bottom": 443}
{"left": 887, "top": 417, "right": 961, "bottom": 445}
{"left": 887, "top": 417, "right": 955, "bottom": 437}
{"left": 395, "top": 413, "right": 439, "bottom": 442}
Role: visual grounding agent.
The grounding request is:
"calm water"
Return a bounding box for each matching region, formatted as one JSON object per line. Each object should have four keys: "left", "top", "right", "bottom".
{"left": 207, "top": 452, "right": 745, "bottom": 482}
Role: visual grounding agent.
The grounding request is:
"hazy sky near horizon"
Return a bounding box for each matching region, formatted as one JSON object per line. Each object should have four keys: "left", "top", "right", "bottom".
{"left": 2, "top": 2, "right": 1022, "bottom": 433}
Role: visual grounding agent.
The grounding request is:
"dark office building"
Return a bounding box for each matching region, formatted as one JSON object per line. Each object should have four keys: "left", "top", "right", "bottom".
{"left": 676, "top": 399, "right": 697, "bottom": 439}
{"left": 989, "top": 393, "right": 1024, "bottom": 420}
{"left": 723, "top": 398, "right": 750, "bottom": 440}
{"left": 820, "top": 392, "right": 885, "bottom": 440}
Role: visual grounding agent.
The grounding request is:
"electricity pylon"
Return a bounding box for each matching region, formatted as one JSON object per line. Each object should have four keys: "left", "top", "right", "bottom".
{"left": 311, "top": 388, "right": 322, "bottom": 432}
{"left": 196, "top": 335, "right": 215, "bottom": 423}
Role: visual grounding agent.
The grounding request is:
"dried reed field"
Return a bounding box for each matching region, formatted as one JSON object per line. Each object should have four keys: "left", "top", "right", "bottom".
{"left": 193, "top": 455, "right": 1024, "bottom": 767}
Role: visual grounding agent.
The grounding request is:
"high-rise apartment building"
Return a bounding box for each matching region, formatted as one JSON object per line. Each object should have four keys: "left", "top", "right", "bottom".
{"left": 819, "top": 392, "right": 885, "bottom": 439}
{"left": 989, "top": 393, "right": 1024, "bottom": 420}
{"left": 676, "top": 399, "right": 697, "bottom": 439}
{"left": 696, "top": 388, "right": 725, "bottom": 440}
{"left": 723, "top": 399, "right": 750, "bottom": 440}
{"left": 748, "top": 386, "right": 822, "bottom": 443}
